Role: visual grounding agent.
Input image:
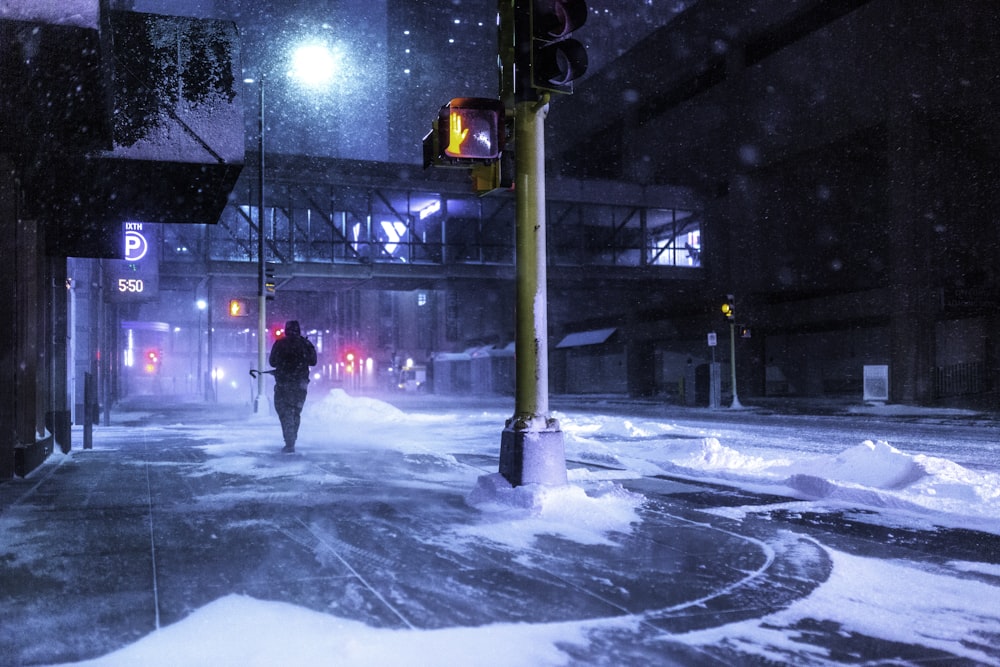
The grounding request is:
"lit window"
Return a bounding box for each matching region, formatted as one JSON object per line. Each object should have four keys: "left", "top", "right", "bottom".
{"left": 648, "top": 210, "right": 701, "bottom": 268}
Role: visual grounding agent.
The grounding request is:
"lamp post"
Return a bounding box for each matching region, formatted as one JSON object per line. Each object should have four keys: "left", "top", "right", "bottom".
{"left": 246, "top": 40, "right": 339, "bottom": 414}
{"left": 253, "top": 76, "right": 267, "bottom": 414}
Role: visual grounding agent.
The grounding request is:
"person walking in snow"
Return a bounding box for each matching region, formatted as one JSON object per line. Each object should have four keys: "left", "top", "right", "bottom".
{"left": 268, "top": 320, "right": 317, "bottom": 453}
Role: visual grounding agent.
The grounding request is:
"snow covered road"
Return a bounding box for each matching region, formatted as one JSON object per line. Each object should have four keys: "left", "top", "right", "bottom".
{"left": 0, "top": 391, "right": 997, "bottom": 666}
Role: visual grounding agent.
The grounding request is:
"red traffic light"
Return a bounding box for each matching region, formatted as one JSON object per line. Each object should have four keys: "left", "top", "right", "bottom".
{"left": 343, "top": 348, "right": 361, "bottom": 373}
{"left": 144, "top": 349, "right": 160, "bottom": 374}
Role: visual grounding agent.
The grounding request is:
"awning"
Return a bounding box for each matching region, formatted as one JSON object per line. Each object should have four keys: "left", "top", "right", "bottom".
{"left": 556, "top": 327, "right": 617, "bottom": 349}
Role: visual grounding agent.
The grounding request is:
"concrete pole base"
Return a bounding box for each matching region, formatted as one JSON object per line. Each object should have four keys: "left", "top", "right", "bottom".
{"left": 499, "top": 426, "right": 567, "bottom": 487}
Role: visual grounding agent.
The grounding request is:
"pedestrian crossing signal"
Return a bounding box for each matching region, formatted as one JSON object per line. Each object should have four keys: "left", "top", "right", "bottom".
{"left": 229, "top": 299, "right": 248, "bottom": 317}
{"left": 423, "top": 98, "right": 505, "bottom": 167}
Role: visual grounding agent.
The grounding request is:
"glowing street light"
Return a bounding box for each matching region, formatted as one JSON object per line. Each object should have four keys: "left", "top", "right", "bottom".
{"left": 288, "top": 43, "right": 341, "bottom": 88}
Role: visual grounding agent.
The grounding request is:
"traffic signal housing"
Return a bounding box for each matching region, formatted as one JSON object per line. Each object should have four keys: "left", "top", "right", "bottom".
{"left": 343, "top": 349, "right": 360, "bottom": 374}
{"left": 527, "top": 0, "right": 589, "bottom": 94}
{"left": 144, "top": 349, "right": 160, "bottom": 374}
{"left": 264, "top": 263, "right": 276, "bottom": 301}
{"left": 470, "top": 150, "right": 514, "bottom": 195}
{"left": 423, "top": 98, "right": 505, "bottom": 167}
{"left": 229, "top": 299, "right": 248, "bottom": 317}
{"left": 721, "top": 294, "right": 736, "bottom": 321}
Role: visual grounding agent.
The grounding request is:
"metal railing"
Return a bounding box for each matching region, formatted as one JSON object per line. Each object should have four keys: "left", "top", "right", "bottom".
{"left": 934, "top": 361, "right": 989, "bottom": 397}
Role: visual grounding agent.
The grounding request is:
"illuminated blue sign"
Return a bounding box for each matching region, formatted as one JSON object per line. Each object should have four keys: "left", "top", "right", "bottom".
{"left": 107, "top": 222, "right": 159, "bottom": 302}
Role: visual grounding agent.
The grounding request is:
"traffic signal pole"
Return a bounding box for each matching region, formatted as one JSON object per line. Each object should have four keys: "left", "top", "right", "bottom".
{"left": 498, "top": 95, "right": 567, "bottom": 487}
{"left": 720, "top": 294, "right": 742, "bottom": 408}
{"left": 496, "top": 0, "right": 573, "bottom": 487}
{"left": 513, "top": 98, "right": 548, "bottom": 415}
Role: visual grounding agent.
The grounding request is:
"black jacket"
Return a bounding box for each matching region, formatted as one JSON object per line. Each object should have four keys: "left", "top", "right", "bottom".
{"left": 268, "top": 333, "right": 317, "bottom": 385}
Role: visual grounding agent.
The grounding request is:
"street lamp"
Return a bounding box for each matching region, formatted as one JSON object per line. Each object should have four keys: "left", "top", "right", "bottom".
{"left": 247, "top": 73, "right": 267, "bottom": 414}
{"left": 245, "top": 40, "right": 339, "bottom": 414}
{"left": 288, "top": 43, "right": 341, "bottom": 88}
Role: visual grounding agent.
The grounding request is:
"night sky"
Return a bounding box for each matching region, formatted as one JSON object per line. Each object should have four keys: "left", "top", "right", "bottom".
{"left": 125, "top": 0, "right": 689, "bottom": 164}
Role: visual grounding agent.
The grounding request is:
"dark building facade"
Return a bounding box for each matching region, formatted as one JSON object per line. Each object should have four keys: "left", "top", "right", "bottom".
{"left": 547, "top": 0, "right": 1000, "bottom": 407}
{"left": 1, "top": 4, "right": 244, "bottom": 479}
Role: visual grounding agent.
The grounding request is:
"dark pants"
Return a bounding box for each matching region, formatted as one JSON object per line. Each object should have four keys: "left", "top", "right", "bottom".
{"left": 274, "top": 381, "right": 308, "bottom": 448}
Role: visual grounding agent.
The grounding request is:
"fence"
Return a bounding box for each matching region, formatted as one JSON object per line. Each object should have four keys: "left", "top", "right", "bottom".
{"left": 934, "top": 361, "right": 989, "bottom": 397}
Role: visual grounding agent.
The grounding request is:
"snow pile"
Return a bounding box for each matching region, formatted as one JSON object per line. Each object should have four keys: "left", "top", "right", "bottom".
{"left": 670, "top": 437, "right": 788, "bottom": 473}
{"left": 306, "top": 388, "right": 409, "bottom": 423}
{"left": 304, "top": 388, "right": 465, "bottom": 433}
{"left": 66, "top": 594, "right": 594, "bottom": 667}
{"left": 558, "top": 413, "right": 684, "bottom": 440}
{"left": 461, "top": 472, "right": 644, "bottom": 550}
{"left": 787, "top": 439, "right": 926, "bottom": 490}
{"left": 779, "top": 440, "right": 999, "bottom": 519}
{"left": 560, "top": 415, "right": 1000, "bottom": 528}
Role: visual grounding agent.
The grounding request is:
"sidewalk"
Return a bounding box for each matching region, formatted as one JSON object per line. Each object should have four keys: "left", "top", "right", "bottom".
{"left": 0, "top": 396, "right": 832, "bottom": 666}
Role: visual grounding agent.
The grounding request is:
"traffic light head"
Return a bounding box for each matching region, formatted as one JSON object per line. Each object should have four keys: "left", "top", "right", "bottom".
{"left": 343, "top": 348, "right": 360, "bottom": 373}
{"left": 265, "top": 263, "right": 276, "bottom": 301}
{"left": 721, "top": 294, "right": 735, "bottom": 320}
{"left": 531, "top": 0, "right": 589, "bottom": 93}
{"left": 144, "top": 349, "right": 160, "bottom": 374}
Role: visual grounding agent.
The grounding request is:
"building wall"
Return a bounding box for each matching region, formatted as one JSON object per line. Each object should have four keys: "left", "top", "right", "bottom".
{"left": 594, "top": 0, "right": 1000, "bottom": 406}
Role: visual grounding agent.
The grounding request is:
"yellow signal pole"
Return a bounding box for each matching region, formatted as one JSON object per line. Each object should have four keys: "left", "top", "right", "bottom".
{"left": 729, "top": 321, "right": 742, "bottom": 409}
{"left": 497, "top": 1, "right": 566, "bottom": 487}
